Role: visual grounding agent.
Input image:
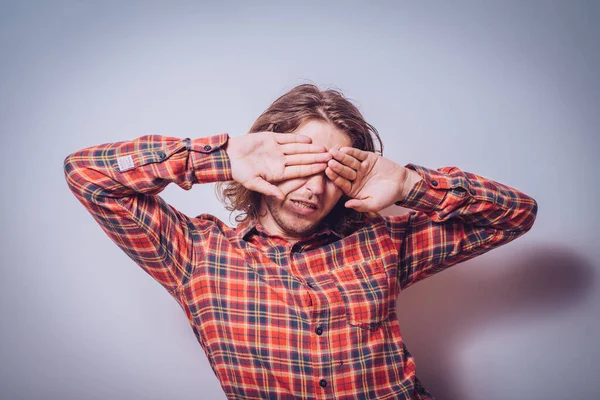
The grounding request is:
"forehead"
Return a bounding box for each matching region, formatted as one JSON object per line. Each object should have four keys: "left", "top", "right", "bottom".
{"left": 291, "top": 119, "right": 352, "bottom": 150}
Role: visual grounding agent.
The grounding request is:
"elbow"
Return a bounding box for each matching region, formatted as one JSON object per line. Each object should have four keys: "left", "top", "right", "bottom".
{"left": 63, "top": 153, "right": 74, "bottom": 174}
{"left": 63, "top": 153, "right": 79, "bottom": 191}
{"left": 519, "top": 195, "right": 538, "bottom": 233}
{"left": 63, "top": 152, "right": 89, "bottom": 198}
{"left": 63, "top": 153, "right": 74, "bottom": 185}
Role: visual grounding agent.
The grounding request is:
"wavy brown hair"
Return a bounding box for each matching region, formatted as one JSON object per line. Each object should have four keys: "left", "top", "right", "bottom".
{"left": 215, "top": 84, "right": 383, "bottom": 236}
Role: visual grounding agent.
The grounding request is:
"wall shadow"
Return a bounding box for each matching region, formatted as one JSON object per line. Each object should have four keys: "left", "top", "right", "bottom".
{"left": 395, "top": 244, "right": 596, "bottom": 400}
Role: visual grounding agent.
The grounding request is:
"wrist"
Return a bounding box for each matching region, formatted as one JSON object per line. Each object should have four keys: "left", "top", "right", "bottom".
{"left": 395, "top": 168, "right": 422, "bottom": 204}
{"left": 224, "top": 135, "right": 237, "bottom": 158}
{"left": 224, "top": 136, "right": 242, "bottom": 182}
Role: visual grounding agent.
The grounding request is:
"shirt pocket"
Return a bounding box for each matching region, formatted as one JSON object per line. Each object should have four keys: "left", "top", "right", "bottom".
{"left": 329, "top": 259, "right": 390, "bottom": 331}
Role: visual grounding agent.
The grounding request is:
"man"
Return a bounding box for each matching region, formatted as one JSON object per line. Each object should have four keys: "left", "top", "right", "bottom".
{"left": 64, "top": 84, "right": 537, "bottom": 399}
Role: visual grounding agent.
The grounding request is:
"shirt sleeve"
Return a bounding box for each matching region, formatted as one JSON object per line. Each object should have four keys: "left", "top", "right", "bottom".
{"left": 63, "top": 133, "right": 232, "bottom": 292}
{"left": 386, "top": 164, "right": 538, "bottom": 290}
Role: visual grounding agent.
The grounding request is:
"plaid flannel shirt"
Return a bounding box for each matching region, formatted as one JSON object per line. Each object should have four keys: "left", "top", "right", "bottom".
{"left": 64, "top": 133, "right": 537, "bottom": 399}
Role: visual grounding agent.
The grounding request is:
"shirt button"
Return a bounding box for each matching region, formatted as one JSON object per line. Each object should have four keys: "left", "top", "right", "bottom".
{"left": 306, "top": 281, "right": 314, "bottom": 288}
{"left": 203, "top": 145, "right": 212, "bottom": 151}
{"left": 319, "top": 379, "right": 327, "bottom": 387}
{"left": 431, "top": 180, "right": 438, "bottom": 187}
{"left": 315, "top": 326, "right": 323, "bottom": 335}
{"left": 470, "top": 189, "right": 476, "bottom": 195}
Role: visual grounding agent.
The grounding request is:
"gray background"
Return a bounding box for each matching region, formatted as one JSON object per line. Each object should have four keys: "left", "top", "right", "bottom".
{"left": 1, "top": 1, "right": 599, "bottom": 399}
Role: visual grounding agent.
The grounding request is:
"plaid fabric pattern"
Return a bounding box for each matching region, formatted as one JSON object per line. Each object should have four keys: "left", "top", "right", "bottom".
{"left": 64, "top": 134, "right": 537, "bottom": 399}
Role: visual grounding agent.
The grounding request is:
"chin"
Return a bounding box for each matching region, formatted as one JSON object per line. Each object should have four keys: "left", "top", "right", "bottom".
{"left": 264, "top": 196, "right": 324, "bottom": 237}
{"left": 278, "top": 211, "right": 323, "bottom": 236}
{"left": 281, "top": 218, "right": 319, "bottom": 236}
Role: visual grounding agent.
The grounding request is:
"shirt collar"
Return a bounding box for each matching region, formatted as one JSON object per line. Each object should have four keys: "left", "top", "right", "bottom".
{"left": 235, "top": 217, "right": 342, "bottom": 243}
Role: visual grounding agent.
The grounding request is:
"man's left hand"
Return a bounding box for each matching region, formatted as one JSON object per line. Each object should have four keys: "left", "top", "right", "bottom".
{"left": 325, "top": 147, "right": 421, "bottom": 213}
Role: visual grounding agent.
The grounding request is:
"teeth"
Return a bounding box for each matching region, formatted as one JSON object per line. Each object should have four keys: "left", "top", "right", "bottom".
{"left": 292, "top": 200, "right": 316, "bottom": 209}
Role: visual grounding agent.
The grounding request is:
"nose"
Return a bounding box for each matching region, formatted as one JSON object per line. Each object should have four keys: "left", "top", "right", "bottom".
{"left": 304, "top": 173, "right": 325, "bottom": 196}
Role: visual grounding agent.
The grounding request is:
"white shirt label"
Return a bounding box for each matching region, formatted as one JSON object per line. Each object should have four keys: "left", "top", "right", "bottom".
{"left": 117, "top": 155, "right": 135, "bottom": 172}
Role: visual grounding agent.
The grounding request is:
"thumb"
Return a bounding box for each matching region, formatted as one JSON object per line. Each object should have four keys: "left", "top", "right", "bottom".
{"left": 344, "top": 198, "right": 375, "bottom": 213}
{"left": 246, "top": 177, "right": 285, "bottom": 200}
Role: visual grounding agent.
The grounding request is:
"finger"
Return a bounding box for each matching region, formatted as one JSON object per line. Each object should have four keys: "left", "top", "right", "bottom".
{"left": 327, "top": 159, "right": 357, "bottom": 180}
{"left": 339, "top": 147, "right": 370, "bottom": 161}
{"left": 285, "top": 152, "right": 332, "bottom": 165}
{"left": 325, "top": 166, "right": 351, "bottom": 193}
{"left": 245, "top": 177, "right": 285, "bottom": 200}
{"left": 280, "top": 163, "right": 328, "bottom": 180}
{"left": 280, "top": 143, "right": 328, "bottom": 155}
{"left": 275, "top": 133, "right": 312, "bottom": 144}
{"left": 330, "top": 147, "right": 362, "bottom": 170}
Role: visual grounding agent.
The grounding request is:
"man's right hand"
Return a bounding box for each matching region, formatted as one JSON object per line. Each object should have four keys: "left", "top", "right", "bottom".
{"left": 225, "top": 132, "right": 332, "bottom": 200}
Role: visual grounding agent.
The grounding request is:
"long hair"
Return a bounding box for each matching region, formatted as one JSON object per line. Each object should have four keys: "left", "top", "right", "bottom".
{"left": 215, "top": 84, "right": 383, "bottom": 236}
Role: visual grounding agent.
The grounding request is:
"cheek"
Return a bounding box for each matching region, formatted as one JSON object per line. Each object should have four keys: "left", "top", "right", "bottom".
{"left": 277, "top": 179, "right": 307, "bottom": 197}
{"left": 324, "top": 183, "right": 344, "bottom": 208}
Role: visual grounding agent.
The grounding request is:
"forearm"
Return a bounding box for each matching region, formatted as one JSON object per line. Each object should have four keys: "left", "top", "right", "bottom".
{"left": 395, "top": 164, "right": 538, "bottom": 232}
{"left": 64, "top": 133, "right": 232, "bottom": 201}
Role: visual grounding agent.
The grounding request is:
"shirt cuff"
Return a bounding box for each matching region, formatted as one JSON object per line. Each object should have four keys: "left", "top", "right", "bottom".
{"left": 188, "top": 133, "right": 233, "bottom": 183}
{"left": 395, "top": 164, "right": 474, "bottom": 213}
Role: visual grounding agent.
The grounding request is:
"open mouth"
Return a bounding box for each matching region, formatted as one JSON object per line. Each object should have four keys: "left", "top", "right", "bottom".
{"left": 291, "top": 200, "right": 317, "bottom": 210}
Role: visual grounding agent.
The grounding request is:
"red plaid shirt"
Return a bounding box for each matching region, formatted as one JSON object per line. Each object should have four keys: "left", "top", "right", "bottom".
{"left": 64, "top": 133, "right": 537, "bottom": 399}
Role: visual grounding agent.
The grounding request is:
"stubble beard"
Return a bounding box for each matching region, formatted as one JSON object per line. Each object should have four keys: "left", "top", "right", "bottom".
{"left": 264, "top": 196, "right": 320, "bottom": 238}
